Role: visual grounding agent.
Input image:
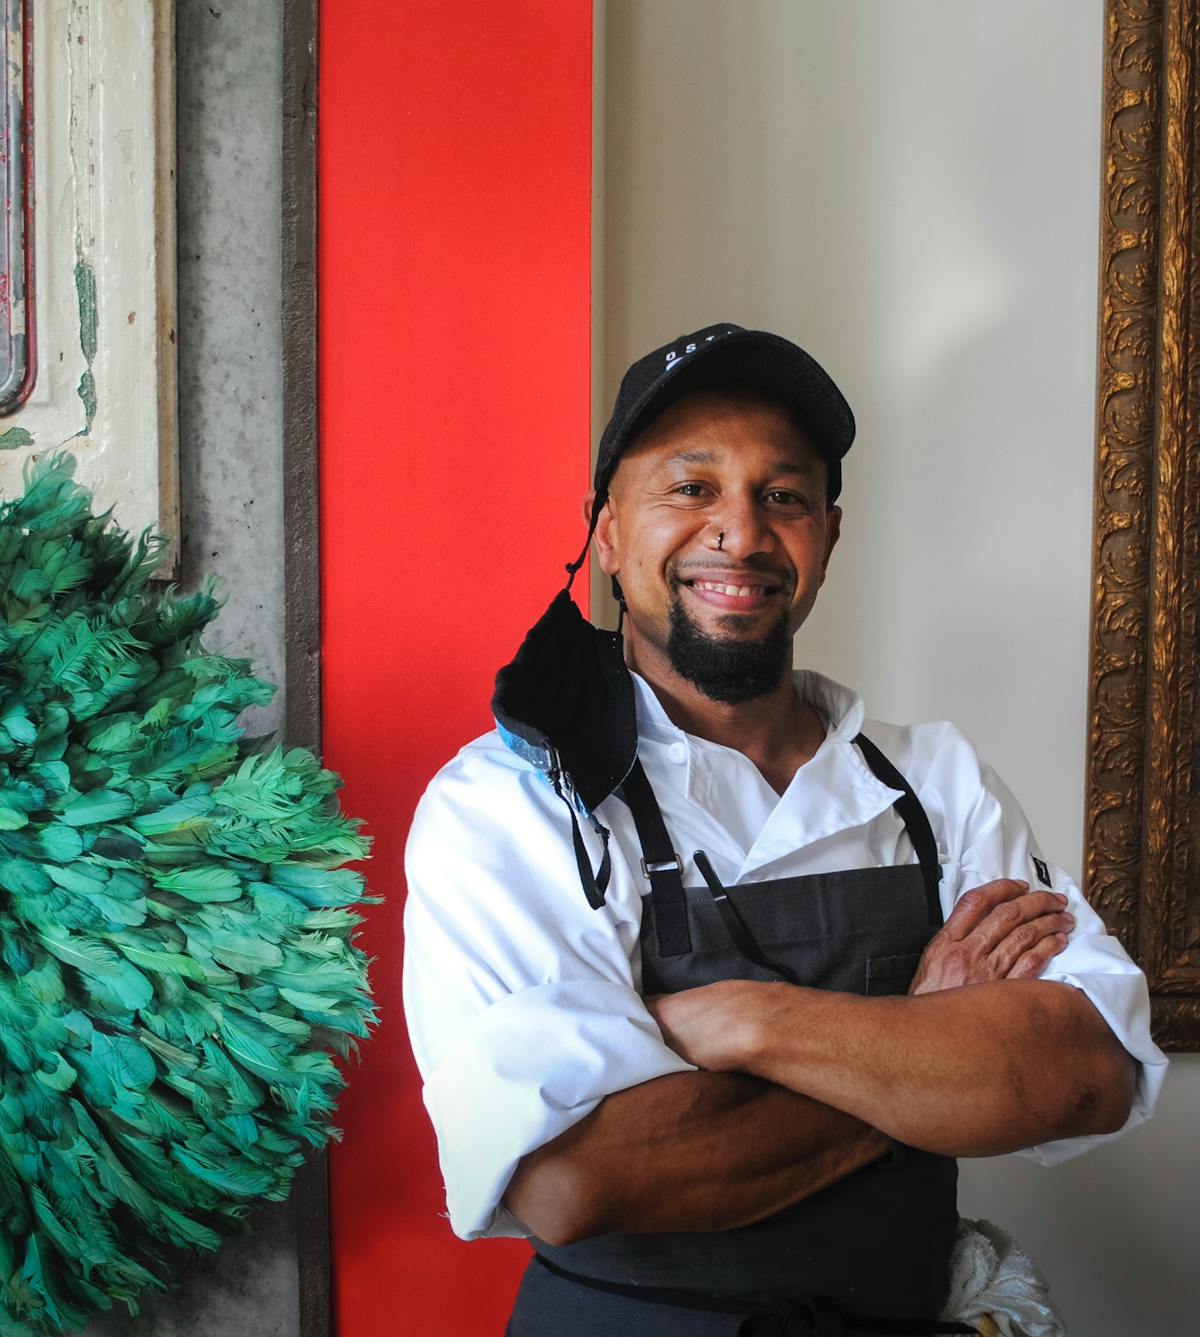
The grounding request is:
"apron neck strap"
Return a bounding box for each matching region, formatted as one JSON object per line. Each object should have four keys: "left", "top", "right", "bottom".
{"left": 853, "top": 733, "right": 944, "bottom": 925}
{"left": 620, "top": 760, "right": 692, "bottom": 955}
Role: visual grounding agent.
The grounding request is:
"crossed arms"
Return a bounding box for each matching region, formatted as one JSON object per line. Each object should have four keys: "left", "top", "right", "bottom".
{"left": 504, "top": 880, "right": 1137, "bottom": 1246}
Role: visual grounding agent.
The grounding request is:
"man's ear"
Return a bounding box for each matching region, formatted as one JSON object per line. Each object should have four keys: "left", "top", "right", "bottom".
{"left": 589, "top": 491, "right": 620, "bottom": 577}
{"left": 820, "top": 506, "right": 842, "bottom": 580}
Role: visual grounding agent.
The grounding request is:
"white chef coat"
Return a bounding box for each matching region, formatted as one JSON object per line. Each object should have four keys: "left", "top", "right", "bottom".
{"left": 402, "top": 669, "right": 1168, "bottom": 1242}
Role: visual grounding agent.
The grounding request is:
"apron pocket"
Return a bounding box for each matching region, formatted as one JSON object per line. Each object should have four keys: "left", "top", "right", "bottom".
{"left": 864, "top": 952, "right": 923, "bottom": 995}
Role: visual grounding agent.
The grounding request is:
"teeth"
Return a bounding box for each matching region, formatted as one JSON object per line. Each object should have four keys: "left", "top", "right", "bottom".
{"left": 696, "top": 581, "right": 761, "bottom": 597}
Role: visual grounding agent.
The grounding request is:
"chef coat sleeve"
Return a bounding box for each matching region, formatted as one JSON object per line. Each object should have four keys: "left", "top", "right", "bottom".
{"left": 944, "top": 744, "right": 1168, "bottom": 1165}
{"left": 402, "top": 742, "right": 696, "bottom": 1241}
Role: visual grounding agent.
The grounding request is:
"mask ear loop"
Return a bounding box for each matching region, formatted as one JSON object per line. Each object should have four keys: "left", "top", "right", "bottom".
{"left": 557, "top": 488, "right": 619, "bottom": 911}
{"left": 565, "top": 490, "right": 627, "bottom": 639}
{"left": 563, "top": 537, "right": 591, "bottom": 592}
{"left": 564, "top": 492, "right": 603, "bottom": 592}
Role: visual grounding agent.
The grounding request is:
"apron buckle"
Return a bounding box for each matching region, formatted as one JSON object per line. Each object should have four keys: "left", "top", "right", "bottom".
{"left": 641, "top": 852, "right": 682, "bottom": 879}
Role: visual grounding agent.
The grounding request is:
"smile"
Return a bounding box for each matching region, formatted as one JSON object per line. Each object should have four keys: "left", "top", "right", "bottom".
{"left": 692, "top": 580, "right": 771, "bottom": 598}
{"left": 680, "top": 575, "right": 783, "bottom": 610}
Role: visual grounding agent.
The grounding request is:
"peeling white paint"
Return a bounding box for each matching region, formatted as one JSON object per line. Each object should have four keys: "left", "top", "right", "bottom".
{"left": 0, "top": 2, "right": 32, "bottom": 409}
{"left": 0, "top": 0, "right": 178, "bottom": 573}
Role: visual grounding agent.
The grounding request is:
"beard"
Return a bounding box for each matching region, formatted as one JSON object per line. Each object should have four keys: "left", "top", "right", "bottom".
{"left": 665, "top": 591, "right": 792, "bottom": 705}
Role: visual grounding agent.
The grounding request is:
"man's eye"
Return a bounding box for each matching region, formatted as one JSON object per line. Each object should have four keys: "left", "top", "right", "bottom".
{"left": 673, "top": 483, "right": 709, "bottom": 497}
{"left": 765, "top": 490, "right": 808, "bottom": 506}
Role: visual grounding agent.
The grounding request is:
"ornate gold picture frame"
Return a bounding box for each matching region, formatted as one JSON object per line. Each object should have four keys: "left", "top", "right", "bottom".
{"left": 1087, "top": 0, "right": 1200, "bottom": 1050}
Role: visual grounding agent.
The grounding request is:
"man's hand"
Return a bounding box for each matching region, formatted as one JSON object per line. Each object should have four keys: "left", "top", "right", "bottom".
{"left": 648, "top": 980, "right": 751, "bottom": 1072}
{"left": 647, "top": 879, "right": 1076, "bottom": 1067}
{"left": 908, "top": 878, "right": 1074, "bottom": 995}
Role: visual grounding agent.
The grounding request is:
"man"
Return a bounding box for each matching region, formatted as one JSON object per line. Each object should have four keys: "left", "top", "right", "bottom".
{"left": 403, "top": 324, "right": 1166, "bottom": 1335}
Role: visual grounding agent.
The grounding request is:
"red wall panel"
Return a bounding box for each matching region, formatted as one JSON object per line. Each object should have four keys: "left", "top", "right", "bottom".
{"left": 318, "top": 4, "right": 593, "bottom": 1331}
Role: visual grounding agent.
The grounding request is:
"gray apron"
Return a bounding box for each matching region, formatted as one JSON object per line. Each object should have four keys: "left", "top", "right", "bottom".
{"left": 507, "top": 735, "right": 972, "bottom": 1337}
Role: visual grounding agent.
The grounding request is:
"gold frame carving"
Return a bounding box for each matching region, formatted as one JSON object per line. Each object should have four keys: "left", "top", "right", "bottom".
{"left": 1087, "top": 0, "right": 1200, "bottom": 1050}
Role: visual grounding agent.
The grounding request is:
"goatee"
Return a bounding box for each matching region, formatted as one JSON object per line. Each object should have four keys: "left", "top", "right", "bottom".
{"left": 666, "top": 595, "right": 792, "bottom": 704}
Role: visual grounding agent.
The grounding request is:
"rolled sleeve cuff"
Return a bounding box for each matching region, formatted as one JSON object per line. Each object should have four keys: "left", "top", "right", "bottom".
{"left": 421, "top": 978, "right": 696, "bottom": 1239}
{"left": 1018, "top": 940, "right": 1169, "bottom": 1166}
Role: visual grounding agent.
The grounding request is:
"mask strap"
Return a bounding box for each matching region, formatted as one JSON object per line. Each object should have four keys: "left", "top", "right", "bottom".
{"left": 554, "top": 783, "right": 611, "bottom": 910}
{"left": 563, "top": 537, "right": 590, "bottom": 591}
{"left": 564, "top": 489, "right": 607, "bottom": 591}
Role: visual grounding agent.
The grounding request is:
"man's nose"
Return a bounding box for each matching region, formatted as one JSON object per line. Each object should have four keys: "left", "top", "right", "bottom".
{"left": 708, "top": 495, "right": 775, "bottom": 557}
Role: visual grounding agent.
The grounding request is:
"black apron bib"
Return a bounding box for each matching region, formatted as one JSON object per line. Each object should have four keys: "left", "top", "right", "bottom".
{"left": 508, "top": 736, "right": 969, "bottom": 1337}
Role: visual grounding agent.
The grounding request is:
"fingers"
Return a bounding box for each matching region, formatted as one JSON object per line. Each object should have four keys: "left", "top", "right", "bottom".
{"left": 1006, "top": 931, "right": 1071, "bottom": 980}
{"left": 971, "top": 890, "right": 1072, "bottom": 956}
{"left": 986, "top": 910, "right": 1075, "bottom": 975}
{"left": 913, "top": 877, "right": 1078, "bottom": 995}
{"left": 940, "top": 879, "right": 1033, "bottom": 941}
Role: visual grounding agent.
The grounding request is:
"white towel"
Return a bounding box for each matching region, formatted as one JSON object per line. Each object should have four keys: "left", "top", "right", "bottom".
{"left": 941, "top": 1217, "right": 1067, "bottom": 1336}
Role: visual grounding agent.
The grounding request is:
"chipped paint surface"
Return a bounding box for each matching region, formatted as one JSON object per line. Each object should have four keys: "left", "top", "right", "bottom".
{"left": 0, "top": 1, "right": 177, "bottom": 572}
{"left": 65, "top": 0, "right": 98, "bottom": 439}
{"left": 73, "top": 256, "right": 97, "bottom": 432}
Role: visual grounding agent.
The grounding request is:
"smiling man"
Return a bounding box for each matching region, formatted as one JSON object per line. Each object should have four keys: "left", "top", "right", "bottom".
{"left": 403, "top": 324, "right": 1167, "bottom": 1337}
{"left": 590, "top": 387, "right": 839, "bottom": 792}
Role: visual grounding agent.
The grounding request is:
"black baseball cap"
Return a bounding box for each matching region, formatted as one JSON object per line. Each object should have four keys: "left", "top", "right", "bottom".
{"left": 593, "top": 321, "right": 856, "bottom": 505}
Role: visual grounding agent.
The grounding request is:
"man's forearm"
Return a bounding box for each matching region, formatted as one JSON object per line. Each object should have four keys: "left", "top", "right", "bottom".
{"left": 656, "top": 979, "right": 1136, "bottom": 1157}
{"left": 503, "top": 1070, "right": 887, "bottom": 1246}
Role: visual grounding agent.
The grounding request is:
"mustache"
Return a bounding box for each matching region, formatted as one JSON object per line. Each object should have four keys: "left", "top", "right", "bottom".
{"left": 670, "top": 559, "right": 794, "bottom": 588}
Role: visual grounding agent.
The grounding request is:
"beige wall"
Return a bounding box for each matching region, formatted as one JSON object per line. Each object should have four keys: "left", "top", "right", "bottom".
{"left": 597, "top": 2, "right": 1197, "bottom": 1333}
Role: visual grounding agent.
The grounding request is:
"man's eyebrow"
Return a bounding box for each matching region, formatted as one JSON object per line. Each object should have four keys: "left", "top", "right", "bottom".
{"left": 764, "top": 460, "right": 821, "bottom": 479}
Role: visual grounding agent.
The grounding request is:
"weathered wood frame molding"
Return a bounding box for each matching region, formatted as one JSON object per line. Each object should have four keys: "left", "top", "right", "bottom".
{"left": 1087, "top": 0, "right": 1200, "bottom": 1050}
{"left": 280, "top": 0, "right": 331, "bottom": 1333}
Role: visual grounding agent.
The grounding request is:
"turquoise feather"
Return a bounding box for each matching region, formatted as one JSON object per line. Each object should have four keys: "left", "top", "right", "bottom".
{"left": 0, "top": 455, "right": 376, "bottom": 1333}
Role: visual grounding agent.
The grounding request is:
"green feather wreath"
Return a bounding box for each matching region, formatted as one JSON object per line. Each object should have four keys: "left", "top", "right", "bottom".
{"left": 0, "top": 454, "right": 375, "bottom": 1334}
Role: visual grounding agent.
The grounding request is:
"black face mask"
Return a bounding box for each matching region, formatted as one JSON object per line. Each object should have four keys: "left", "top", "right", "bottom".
{"left": 492, "top": 589, "right": 637, "bottom": 814}
{"left": 491, "top": 590, "right": 637, "bottom": 910}
{"left": 666, "top": 592, "right": 792, "bottom": 705}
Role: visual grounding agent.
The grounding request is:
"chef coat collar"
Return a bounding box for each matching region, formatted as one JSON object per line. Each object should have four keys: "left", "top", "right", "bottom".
{"left": 629, "top": 666, "right": 868, "bottom": 745}
{"left": 628, "top": 668, "right": 905, "bottom": 872}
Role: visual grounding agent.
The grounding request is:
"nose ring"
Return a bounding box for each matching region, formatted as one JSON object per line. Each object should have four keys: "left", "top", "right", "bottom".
{"left": 716, "top": 531, "right": 724, "bottom": 551}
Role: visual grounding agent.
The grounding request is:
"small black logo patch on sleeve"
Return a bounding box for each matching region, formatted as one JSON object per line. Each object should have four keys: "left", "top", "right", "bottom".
{"left": 1031, "top": 855, "right": 1052, "bottom": 888}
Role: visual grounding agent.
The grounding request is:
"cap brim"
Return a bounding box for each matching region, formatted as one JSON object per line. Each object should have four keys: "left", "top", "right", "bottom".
{"left": 597, "top": 329, "right": 854, "bottom": 499}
